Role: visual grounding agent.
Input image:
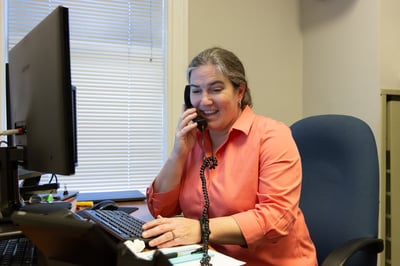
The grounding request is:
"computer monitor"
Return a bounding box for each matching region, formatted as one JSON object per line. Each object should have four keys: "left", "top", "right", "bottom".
{"left": 0, "top": 6, "right": 77, "bottom": 217}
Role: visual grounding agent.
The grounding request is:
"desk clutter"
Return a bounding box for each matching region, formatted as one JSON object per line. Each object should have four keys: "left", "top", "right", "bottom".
{"left": 20, "top": 188, "right": 144, "bottom": 214}
{"left": 6, "top": 203, "right": 244, "bottom": 266}
{"left": 0, "top": 187, "right": 152, "bottom": 265}
{"left": 9, "top": 209, "right": 245, "bottom": 266}
{"left": 10, "top": 209, "right": 173, "bottom": 266}
{"left": 2, "top": 188, "right": 243, "bottom": 265}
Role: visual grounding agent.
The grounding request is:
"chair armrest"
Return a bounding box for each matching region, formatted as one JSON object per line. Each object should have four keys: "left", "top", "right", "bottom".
{"left": 321, "top": 237, "right": 384, "bottom": 266}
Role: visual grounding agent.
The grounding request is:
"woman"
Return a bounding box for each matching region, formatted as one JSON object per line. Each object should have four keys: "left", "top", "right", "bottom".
{"left": 142, "top": 47, "right": 317, "bottom": 265}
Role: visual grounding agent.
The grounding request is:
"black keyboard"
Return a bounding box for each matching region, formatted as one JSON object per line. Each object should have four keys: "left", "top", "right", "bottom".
{"left": 0, "top": 237, "right": 37, "bottom": 266}
{"left": 81, "top": 210, "right": 153, "bottom": 244}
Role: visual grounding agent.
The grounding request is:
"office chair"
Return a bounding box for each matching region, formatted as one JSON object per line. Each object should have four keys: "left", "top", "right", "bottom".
{"left": 290, "top": 114, "right": 384, "bottom": 266}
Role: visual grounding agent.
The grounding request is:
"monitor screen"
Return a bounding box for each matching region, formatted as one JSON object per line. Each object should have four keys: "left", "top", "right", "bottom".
{"left": 7, "top": 5, "right": 77, "bottom": 176}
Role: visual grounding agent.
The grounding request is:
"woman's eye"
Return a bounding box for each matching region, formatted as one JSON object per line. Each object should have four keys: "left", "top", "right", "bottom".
{"left": 211, "top": 87, "right": 222, "bottom": 93}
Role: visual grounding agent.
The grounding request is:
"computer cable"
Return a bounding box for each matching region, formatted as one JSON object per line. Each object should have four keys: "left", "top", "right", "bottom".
{"left": 0, "top": 128, "right": 24, "bottom": 136}
{"left": 48, "top": 173, "right": 58, "bottom": 184}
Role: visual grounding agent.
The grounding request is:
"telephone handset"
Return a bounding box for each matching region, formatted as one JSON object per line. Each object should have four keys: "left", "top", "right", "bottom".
{"left": 184, "top": 85, "right": 207, "bottom": 131}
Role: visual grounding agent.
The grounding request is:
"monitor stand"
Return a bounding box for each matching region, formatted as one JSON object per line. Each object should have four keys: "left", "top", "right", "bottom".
{"left": 0, "top": 147, "right": 24, "bottom": 219}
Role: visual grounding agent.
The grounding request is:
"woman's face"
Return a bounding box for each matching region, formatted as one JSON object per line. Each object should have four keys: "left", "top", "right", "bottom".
{"left": 189, "top": 64, "right": 244, "bottom": 132}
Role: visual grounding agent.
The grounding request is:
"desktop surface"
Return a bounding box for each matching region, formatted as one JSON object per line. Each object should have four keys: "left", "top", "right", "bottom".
{"left": 0, "top": 221, "right": 22, "bottom": 240}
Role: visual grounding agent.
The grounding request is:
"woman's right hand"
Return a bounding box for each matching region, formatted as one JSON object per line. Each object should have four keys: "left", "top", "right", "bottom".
{"left": 171, "top": 105, "right": 200, "bottom": 158}
{"left": 152, "top": 105, "right": 200, "bottom": 193}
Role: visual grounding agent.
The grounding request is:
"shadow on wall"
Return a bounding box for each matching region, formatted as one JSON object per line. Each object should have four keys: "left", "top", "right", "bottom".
{"left": 298, "top": 0, "right": 358, "bottom": 32}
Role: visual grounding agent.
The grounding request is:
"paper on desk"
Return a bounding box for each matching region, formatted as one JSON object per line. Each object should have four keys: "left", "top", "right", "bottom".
{"left": 136, "top": 244, "right": 245, "bottom": 266}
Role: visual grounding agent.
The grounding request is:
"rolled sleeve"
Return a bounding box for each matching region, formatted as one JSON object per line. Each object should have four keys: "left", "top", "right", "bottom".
{"left": 146, "top": 182, "right": 181, "bottom": 217}
{"left": 233, "top": 207, "right": 296, "bottom": 247}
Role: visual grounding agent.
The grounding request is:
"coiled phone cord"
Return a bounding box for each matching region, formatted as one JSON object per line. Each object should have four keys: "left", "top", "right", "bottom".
{"left": 199, "top": 131, "right": 217, "bottom": 266}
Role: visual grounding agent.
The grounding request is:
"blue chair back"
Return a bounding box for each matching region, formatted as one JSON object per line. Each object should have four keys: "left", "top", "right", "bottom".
{"left": 291, "top": 115, "right": 380, "bottom": 265}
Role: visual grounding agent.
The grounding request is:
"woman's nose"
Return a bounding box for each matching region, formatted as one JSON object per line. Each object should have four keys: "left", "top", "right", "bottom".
{"left": 200, "top": 92, "right": 213, "bottom": 105}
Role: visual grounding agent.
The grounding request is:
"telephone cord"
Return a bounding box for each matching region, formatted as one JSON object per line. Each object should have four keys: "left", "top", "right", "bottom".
{"left": 199, "top": 130, "right": 217, "bottom": 266}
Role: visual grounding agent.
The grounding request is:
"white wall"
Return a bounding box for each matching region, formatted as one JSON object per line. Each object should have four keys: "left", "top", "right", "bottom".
{"left": 301, "top": 0, "right": 380, "bottom": 142}
{"left": 183, "top": 0, "right": 380, "bottom": 142}
{"left": 381, "top": 0, "right": 400, "bottom": 89}
{"left": 187, "top": 0, "right": 303, "bottom": 126}
{"left": 168, "top": 0, "right": 382, "bottom": 146}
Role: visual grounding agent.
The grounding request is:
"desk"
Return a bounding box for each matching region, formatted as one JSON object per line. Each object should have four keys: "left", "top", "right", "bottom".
{"left": 4, "top": 200, "right": 245, "bottom": 265}
{"left": 0, "top": 200, "right": 152, "bottom": 241}
{"left": 118, "top": 200, "right": 153, "bottom": 221}
{"left": 2, "top": 200, "right": 154, "bottom": 266}
{"left": 0, "top": 221, "right": 22, "bottom": 240}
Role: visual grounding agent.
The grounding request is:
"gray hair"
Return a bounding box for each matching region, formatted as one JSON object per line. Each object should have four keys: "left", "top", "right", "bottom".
{"left": 187, "top": 47, "right": 253, "bottom": 109}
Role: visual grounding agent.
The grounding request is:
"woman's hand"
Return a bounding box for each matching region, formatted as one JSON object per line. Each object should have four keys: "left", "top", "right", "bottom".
{"left": 152, "top": 105, "right": 200, "bottom": 193}
{"left": 142, "top": 215, "right": 201, "bottom": 248}
{"left": 171, "top": 105, "right": 200, "bottom": 159}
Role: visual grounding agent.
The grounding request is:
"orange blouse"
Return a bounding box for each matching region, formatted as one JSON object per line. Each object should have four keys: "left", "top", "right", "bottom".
{"left": 147, "top": 106, "right": 317, "bottom": 265}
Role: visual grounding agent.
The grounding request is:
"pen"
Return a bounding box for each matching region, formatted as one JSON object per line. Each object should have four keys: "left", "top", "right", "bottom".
{"left": 163, "top": 247, "right": 203, "bottom": 259}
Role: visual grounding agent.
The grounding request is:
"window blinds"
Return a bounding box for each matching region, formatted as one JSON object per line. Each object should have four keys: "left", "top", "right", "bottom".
{"left": 7, "top": 0, "right": 167, "bottom": 194}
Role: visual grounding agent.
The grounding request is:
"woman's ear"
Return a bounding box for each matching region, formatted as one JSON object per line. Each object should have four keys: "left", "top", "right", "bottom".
{"left": 238, "top": 83, "right": 246, "bottom": 98}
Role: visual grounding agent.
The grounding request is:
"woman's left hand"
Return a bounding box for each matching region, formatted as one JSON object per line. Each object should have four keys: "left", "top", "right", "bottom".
{"left": 141, "top": 215, "right": 201, "bottom": 248}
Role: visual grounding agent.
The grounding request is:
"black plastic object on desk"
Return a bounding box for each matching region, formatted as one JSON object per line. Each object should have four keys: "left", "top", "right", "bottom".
{"left": 76, "top": 190, "right": 146, "bottom": 203}
{"left": 20, "top": 202, "right": 72, "bottom": 214}
{"left": 89, "top": 200, "right": 139, "bottom": 214}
